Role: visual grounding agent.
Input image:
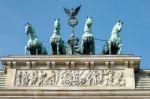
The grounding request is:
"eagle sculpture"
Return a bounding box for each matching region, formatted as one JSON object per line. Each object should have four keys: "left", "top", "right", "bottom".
{"left": 63, "top": 5, "right": 81, "bottom": 18}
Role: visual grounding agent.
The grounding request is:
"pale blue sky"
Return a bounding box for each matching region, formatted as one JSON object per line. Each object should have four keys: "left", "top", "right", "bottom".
{"left": 0, "top": 0, "right": 150, "bottom": 69}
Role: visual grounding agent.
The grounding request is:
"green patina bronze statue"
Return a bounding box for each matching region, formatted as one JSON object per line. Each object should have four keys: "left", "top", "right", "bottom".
{"left": 67, "top": 34, "right": 81, "bottom": 55}
{"left": 25, "top": 22, "right": 48, "bottom": 55}
{"left": 50, "top": 19, "right": 66, "bottom": 55}
{"left": 63, "top": 5, "right": 81, "bottom": 27}
{"left": 24, "top": 6, "right": 123, "bottom": 56}
{"left": 102, "top": 20, "right": 123, "bottom": 54}
{"left": 81, "top": 17, "right": 95, "bottom": 55}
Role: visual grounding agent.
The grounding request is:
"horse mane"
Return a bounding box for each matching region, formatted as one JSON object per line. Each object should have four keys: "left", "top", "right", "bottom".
{"left": 27, "top": 25, "right": 38, "bottom": 38}
{"left": 111, "top": 21, "right": 122, "bottom": 35}
{"left": 84, "top": 17, "right": 92, "bottom": 33}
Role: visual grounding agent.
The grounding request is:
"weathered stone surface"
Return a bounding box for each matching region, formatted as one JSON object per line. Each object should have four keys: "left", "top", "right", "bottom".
{"left": 1, "top": 55, "right": 149, "bottom": 99}
{"left": 5, "top": 68, "right": 135, "bottom": 89}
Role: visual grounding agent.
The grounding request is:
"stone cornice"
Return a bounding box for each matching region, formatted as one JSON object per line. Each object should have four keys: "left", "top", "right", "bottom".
{"left": 1, "top": 55, "right": 140, "bottom": 71}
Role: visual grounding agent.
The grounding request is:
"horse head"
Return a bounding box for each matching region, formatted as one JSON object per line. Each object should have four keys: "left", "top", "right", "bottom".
{"left": 112, "top": 20, "right": 123, "bottom": 34}
{"left": 54, "top": 19, "right": 60, "bottom": 35}
{"left": 25, "top": 22, "right": 34, "bottom": 35}
{"left": 85, "top": 17, "right": 93, "bottom": 27}
{"left": 84, "top": 17, "right": 93, "bottom": 33}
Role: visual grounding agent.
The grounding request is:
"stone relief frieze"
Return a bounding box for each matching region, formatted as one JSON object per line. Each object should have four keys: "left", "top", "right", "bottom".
{"left": 15, "top": 70, "right": 126, "bottom": 87}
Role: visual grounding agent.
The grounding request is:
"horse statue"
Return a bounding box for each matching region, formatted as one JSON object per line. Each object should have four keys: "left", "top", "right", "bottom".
{"left": 102, "top": 20, "right": 123, "bottom": 54}
{"left": 25, "top": 22, "right": 48, "bottom": 55}
{"left": 50, "top": 19, "right": 66, "bottom": 55}
{"left": 81, "top": 17, "right": 95, "bottom": 55}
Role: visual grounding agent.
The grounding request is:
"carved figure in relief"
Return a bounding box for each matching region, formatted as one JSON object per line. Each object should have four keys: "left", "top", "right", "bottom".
{"left": 72, "top": 71, "right": 79, "bottom": 86}
{"left": 16, "top": 71, "right": 22, "bottom": 86}
{"left": 78, "top": 70, "right": 87, "bottom": 86}
{"left": 60, "top": 70, "right": 78, "bottom": 86}
{"left": 103, "top": 70, "right": 114, "bottom": 86}
{"left": 38, "top": 71, "right": 47, "bottom": 86}
{"left": 113, "top": 71, "right": 124, "bottom": 86}
{"left": 29, "top": 71, "right": 38, "bottom": 86}
{"left": 79, "top": 78, "right": 87, "bottom": 86}
{"left": 86, "top": 71, "right": 98, "bottom": 85}
{"left": 96, "top": 71, "right": 104, "bottom": 86}
{"left": 45, "top": 70, "right": 58, "bottom": 85}
{"left": 45, "top": 71, "right": 55, "bottom": 85}
{"left": 62, "top": 71, "right": 73, "bottom": 86}
{"left": 85, "top": 70, "right": 103, "bottom": 86}
{"left": 15, "top": 70, "right": 126, "bottom": 87}
{"left": 22, "top": 71, "right": 30, "bottom": 86}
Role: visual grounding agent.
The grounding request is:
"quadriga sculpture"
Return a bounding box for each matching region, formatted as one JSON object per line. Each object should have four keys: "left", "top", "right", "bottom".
{"left": 50, "top": 19, "right": 65, "bottom": 55}
{"left": 25, "top": 22, "right": 48, "bottom": 55}
{"left": 102, "top": 20, "right": 123, "bottom": 54}
{"left": 81, "top": 17, "right": 95, "bottom": 55}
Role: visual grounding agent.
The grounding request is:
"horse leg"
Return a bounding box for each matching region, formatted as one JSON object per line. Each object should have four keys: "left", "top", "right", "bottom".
{"left": 57, "top": 43, "right": 60, "bottom": 55}
{"left": 109, "top": 42, "right": 111, "bottom": 54}
{"left": 90, "top": 42, "right": 92, "bottom": 55}
{"left": 117, "top": 44, "right": 123, "bottom": 54}
{"left": 42, "top": 47, "right": 48, "bottom": 55}
{"left": 61, "top": 44, "right": 66, "bottom": 55}
{"left": 91, "top": 38, "right": 95, "bottom": 55}
{"left": 25, "top": 46, "right": 28, "bottom": 55}
{"left": 36, "top": 49, "right": 38, "bottom": 55}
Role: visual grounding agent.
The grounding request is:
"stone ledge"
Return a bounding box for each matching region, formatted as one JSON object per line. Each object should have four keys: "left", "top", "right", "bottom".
{"left": 0, "top": 96, "right": 149, "bottom": 99}
{"left": 0, "top": 90, "right": 149, "bottom": 96}
{"left": 1, "top": 55, "right": 140, "bottom": 71}
{"left": 0, "top": 90, "right": 149, "bottom": 99}
{"left": 138, "top": 69, "right": 150, "bottom": 74}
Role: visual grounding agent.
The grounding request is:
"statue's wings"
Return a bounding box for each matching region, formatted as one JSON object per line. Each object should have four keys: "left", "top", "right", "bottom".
{"left": 63, "top": 7, "right": 71, "bottom": 17}
{"left": 74, "top": 5, "right": 81, "bottom": 16}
